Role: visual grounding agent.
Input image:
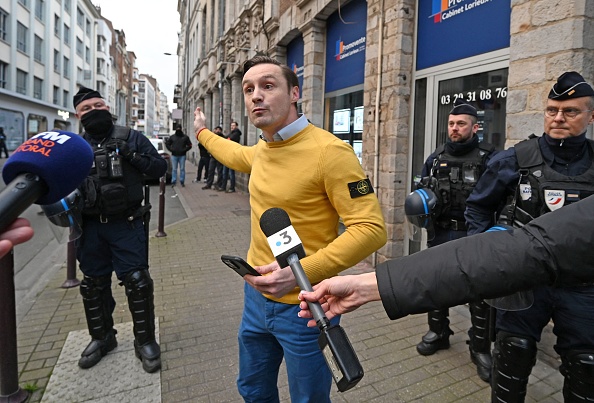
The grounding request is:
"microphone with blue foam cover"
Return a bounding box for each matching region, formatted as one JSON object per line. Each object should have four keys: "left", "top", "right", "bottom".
{"left": 0, "top": 130, "right": 94, "bottom": 232}
{"left": 259, "top": 207, "right": 364, "bottom": 392}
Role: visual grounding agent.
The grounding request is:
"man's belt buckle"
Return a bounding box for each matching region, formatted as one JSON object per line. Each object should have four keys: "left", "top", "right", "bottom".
{"left": 450, "top": 219, "right": 465, "bottom": 231}
{"left": 100, "top": 214, "right": 108, "bottom": 223}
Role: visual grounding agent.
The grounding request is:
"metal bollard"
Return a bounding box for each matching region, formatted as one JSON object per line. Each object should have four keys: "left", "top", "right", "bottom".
{"left": 0, "top": 250, "right": 29, "bottom": 403}
{"left": 155, "top": 175, "right": 167, "bottom": 237}
{"left": 61, "top": 241, "right": 80, "bottom": 288}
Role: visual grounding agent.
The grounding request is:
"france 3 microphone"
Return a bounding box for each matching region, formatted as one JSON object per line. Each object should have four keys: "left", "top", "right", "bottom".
{"left": 259, "top": 207, "right": 364, "bottom": 392}
{"left": 0, "top": 130, "right": 94, "bottom": 232}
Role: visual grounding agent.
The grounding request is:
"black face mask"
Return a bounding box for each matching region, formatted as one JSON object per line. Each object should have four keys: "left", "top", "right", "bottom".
{"left": 81, "top": 109, "right": 114, "bottom": 138}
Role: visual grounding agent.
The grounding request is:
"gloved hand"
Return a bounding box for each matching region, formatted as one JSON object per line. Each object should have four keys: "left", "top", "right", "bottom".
{"left": 106, "top": 139, "right": 134, "bottom": 160}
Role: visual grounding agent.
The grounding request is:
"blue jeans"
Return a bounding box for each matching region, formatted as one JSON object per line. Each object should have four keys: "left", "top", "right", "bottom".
{"left": 237, "top": 283, "right": 338, "bottom": 403}
{"left": 170, "top": 155, "right": 186, "bottom": 184}
{"left": 222, "top": 166, "right": 235, "bottom": 190}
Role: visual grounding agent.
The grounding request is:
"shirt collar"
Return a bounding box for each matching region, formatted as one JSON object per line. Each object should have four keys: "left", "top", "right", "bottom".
{"left": 268, "top": 114, "right": 308, "bottom": 142}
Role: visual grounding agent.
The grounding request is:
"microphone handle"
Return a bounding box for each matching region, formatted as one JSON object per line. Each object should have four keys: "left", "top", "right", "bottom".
{"left": 0, "top": 173, "right": 48, "bottom": 232}
{"left": 287, "top": 253, "right": 329, "bottom": 328}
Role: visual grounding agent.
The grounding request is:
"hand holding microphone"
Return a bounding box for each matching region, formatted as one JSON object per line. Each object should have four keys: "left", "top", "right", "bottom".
{"left": 0, "top": 130, "right": 94, "bottom": 233}
{"left": 259, "top": 207, "right": 364, "bottom": 392}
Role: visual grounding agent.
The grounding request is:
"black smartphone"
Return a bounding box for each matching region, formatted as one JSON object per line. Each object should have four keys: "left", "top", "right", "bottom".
{"left": 221, "top": 255, "right": 261, "bottom": 277}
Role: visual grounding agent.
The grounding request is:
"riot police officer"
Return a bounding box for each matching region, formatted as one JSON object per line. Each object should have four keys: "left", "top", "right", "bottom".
{"left": 73, "top": 87, "right": 167, "bottom": 373}
{"left": 415, "top": 100, "right": 496, "bottom": 383}
{"left": 465, "top": 71, "right": 594, "bottom": 402}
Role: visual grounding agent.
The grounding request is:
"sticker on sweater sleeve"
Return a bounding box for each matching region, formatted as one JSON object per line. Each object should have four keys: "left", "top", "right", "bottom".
{"left": 348, "top": 178, "right": 374, "bottom": 198}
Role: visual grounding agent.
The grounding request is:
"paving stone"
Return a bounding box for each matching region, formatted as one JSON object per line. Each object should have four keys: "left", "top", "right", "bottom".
{"left": 15, "top": 166, "right": 565, "bottom": 402}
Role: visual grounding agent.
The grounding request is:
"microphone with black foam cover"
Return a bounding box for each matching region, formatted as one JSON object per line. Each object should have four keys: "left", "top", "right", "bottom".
{"left": 259, "top": 207, "right": 364, "bottom": 392}
{"left": 0, "top": 130, "right": 94, "bottom": 232}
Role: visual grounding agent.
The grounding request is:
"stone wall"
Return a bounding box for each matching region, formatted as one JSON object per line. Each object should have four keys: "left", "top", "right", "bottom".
{"left": 507, "top": 0, "right": 594, "bottom": 145}
{"left": 363, "top": 0, "right": 415, "bottom": 262}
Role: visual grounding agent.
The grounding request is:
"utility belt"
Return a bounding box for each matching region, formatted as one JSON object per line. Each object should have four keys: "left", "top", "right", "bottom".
{"left": 84, "top": 204, "right": 150, "bottom": 224}
{"left": 436, "top": 218, "right": 467, "bottom": 231}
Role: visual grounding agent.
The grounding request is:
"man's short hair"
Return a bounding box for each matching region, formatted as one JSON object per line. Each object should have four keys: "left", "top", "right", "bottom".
{"left": 242, "top": 55, "right": 300, "bottom": 92}
{"left": 214, "top": 126, "right": 223, "bottom": 131}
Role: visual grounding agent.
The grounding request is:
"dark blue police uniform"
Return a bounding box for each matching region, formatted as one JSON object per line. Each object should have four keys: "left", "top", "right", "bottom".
{"left": 76, "top": 123, "right": 167, "bottom": 374}
{"left": 416, "top": 133, "right": 496, "bottom": 383}
{"left": 466, "top": 134, "right": 594, "bottom": 402}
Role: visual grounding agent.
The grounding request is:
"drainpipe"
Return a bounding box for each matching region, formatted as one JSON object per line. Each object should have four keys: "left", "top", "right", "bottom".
{"left": 372, "top": 0, "right": 385, "bottom": 267}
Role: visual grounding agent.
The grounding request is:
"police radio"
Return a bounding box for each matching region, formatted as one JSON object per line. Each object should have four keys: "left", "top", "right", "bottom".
{"left": 108, "top": 151, "right": 123, "bottom": 178}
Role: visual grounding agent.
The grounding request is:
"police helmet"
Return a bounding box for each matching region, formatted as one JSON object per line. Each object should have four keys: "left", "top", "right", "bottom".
{"left": 41, "top": 189, "right": 84, "bottom": 242}
{"left": 405, "top": 188, "right": 438, "bottom": 241}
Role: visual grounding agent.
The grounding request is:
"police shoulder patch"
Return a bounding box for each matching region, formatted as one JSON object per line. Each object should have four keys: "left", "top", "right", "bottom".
{"left": 348, "top": 178, "right": 374, "bottom": 198}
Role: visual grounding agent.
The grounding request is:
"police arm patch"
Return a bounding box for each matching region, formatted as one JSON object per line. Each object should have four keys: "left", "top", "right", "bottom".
{"left": 348, "top": 178, "right": 374, "bottom": 198}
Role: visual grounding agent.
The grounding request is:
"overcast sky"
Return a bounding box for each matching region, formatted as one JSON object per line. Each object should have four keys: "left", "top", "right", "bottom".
{"left": 95, "top": 0, "right": 180, "bottom": 110}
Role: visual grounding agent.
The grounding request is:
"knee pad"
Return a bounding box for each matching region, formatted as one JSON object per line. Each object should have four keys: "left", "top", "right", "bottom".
{"left": 80, "top": 275, "right": 112, "bottom": 299}
{"left": 494, "top": 331, "right": 537, "bottom": 375}
{"left": 562, "top": 350, "right": 594, "bottom": 401}
{"left": 491, "top": 331, "right": 537, "bottom": 402}
{"left": 123, "top": 269, "right": 154, "bottom": 298}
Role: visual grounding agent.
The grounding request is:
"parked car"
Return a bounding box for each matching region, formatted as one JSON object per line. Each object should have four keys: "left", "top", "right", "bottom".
{"left": 148, "top": 137, "right": 172, "bottom": 184}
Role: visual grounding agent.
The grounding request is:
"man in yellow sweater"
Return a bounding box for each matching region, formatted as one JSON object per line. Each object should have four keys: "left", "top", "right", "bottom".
{"left": 193, "top": 55, "right": 386, "bottom": 402}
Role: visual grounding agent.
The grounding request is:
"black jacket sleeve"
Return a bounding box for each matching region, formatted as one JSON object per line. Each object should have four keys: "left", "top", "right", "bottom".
{"left": 128, "top": 131, "right": 168, "bottom": 179}
{"left": 376, "top": 195, "right": 594, "bottom": 320}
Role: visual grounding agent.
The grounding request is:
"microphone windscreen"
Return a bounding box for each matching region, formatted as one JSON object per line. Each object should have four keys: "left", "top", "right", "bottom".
{"left": 260, "top": 207, "right": 292, "bottom": 237}
{"left": 2, "top": 130, "right": 94, "bottom": 204}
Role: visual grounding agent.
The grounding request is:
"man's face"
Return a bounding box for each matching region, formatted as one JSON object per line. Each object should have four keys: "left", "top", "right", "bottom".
{"left": 544, "top": 97, "right": 594, "bottom": 139}
{"left": 230, "top": 122, "right": 237, "bottom": 131}
{"left": 447, "top": 114, "right": 477, "bottom": 143}
{"left": 75, "top": 97, "right": 109, "bottom": 118}
{"left": 214, "top": 128, "right": 223, "bottom": 135}
{"left": 242, "top": 63, "right": 299, "bottom": 140}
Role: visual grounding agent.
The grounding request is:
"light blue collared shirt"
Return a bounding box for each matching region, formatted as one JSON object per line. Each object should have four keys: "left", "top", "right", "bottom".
{"left": 262, "top": 114, "right": 309, "bottom": 142}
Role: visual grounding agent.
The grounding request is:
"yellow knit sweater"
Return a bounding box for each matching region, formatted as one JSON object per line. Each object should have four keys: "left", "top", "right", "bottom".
{"left": 198, "top": 123, "right": 387, "bottom": 304}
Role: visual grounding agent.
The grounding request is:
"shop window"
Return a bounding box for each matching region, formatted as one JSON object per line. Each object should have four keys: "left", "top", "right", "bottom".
{"left": 27, "top": 114, "right": 47, "bottom": 138}
{"left": 0, "top": 108, "right": 25, "bottom": 150}
{"left": 324, "top": 90, "right": 364, "bottom": 163}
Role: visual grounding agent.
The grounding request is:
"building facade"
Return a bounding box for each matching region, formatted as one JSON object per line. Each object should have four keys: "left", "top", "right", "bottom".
{"left": 1, "top": 0, "right": 169, "bottom": 148}
{"left": 176, "top": 0, "right": 594, "bottom": 262}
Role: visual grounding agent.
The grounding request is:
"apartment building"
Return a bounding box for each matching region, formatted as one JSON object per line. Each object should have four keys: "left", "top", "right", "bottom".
{"left": 176, "top": 0, "right": 594, "bottom": 261}
{"left": 0, "top": 0, "right": 169, "bottom": 151}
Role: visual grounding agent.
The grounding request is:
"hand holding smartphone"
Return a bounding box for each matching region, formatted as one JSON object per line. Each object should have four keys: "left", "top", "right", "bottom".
{"left": 221, "top": 255, "right": 261, "bottom": 277}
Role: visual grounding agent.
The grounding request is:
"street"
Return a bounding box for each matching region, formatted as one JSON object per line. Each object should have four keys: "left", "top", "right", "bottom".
{"left": 0, "top": 157, "right": 188, "bottom": 325}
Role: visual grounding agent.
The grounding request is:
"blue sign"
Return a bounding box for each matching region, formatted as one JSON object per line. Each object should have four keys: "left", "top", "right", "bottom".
{"left": 286, "top": 35, "right": 304, "bottom": 98}
{"left": 325, "top": 0, "right": 367, "bottom": 93}
{"left": 417, "top": 0, "right": 511, "bottom": 70}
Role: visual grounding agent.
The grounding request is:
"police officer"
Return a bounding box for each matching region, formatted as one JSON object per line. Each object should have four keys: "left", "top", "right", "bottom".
{"left": 465, "top": 71, "right": 594, "bottom": 402}
{"left": 73, "top": 87, "right": 167, "bottom": 373}
{"left": 415, "top": 99, "right": 496, "bottom": 383}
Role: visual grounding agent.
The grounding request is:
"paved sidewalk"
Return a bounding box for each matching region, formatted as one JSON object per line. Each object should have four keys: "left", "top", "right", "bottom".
{"left": 15, "top": 166, "right": 563, "bottom": 402}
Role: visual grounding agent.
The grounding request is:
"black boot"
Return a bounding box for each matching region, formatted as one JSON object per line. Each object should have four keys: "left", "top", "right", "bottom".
{"left": 124, "top": 270, "right": 161, "bottom": 373}
{"left": 416, "top": 309, "right": 453, "bottom": 356}
{"left": 468, "top": 301, "right": 492, "bottom": 382}
{"left": 78, "top": 275, "right": 118, "bottom": 369}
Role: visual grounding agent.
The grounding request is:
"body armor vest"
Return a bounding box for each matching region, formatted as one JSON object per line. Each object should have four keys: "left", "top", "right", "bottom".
{"left": 500, "top": 137, "right": 594, "bottom": 227}
{"left": 82, "top": 126, "right": 145, "bottom": 217}
{"left": 430, "top": 142, "right": 494, "bottom": 220}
